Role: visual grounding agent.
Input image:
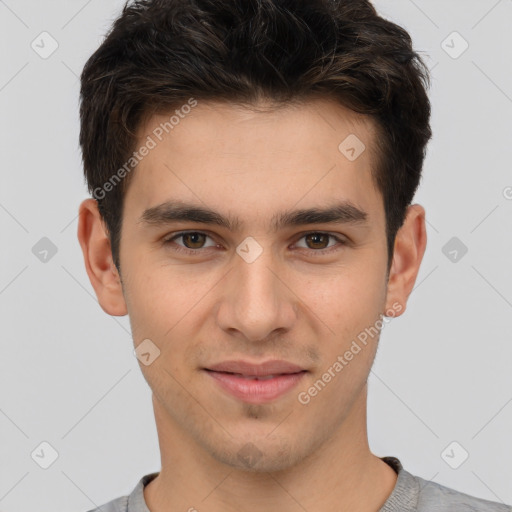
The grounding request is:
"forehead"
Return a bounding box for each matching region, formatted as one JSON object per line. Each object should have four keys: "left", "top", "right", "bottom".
{"left": 139, "top": 98, "right": 377, "bottom": 161}
{"left": 124, "top": 98, "right": 383, "bottom": 228}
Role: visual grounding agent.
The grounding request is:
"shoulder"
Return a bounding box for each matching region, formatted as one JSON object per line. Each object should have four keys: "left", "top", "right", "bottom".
{"left": 380, "top": 457, "right": 511, "bottom": 512}
{"left": 85, "top": 495, "right": 128, "bottom": 512}
{"left": 83, "top": 471, "right": 158, "bottom": 512}
{"left": 414, "top": 473, "right": 511, "bottom": 512}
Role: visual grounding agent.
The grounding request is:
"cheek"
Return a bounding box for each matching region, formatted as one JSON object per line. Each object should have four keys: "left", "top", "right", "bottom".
{"left": 125, "top": 265, "right": 214, "bottom": 363}
{"left": 122, "top": 266, "right": 180, "bottom": 341}
{"left": 297, "top": 264, "right": 386, "bottom": 328}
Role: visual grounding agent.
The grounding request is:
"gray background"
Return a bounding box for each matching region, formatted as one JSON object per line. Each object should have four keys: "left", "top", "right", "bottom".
{"left": 1, "top": 0, "right": 511, "bottom": 510}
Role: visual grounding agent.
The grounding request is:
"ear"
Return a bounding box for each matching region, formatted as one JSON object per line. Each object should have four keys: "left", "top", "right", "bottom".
{"left": 384, "top": 204, "right": 427, "bottom": 317}
{"left": 77, "top": 198, "right": 128, "bottom": 316}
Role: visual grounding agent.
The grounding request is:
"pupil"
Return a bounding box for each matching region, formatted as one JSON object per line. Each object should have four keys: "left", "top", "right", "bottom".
{"left": 185, "top": 233, "right": 204, "bottom": 248}
{"left": 308, "top": 233, "right": 327, "bottom": 249}
{"left": 182, "top": 233, "right": 329, "bottom": 250}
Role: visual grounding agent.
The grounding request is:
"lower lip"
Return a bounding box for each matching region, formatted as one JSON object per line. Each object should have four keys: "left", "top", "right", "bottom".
{"left": 204, "top": 370, "right": 307, "bottom": 404}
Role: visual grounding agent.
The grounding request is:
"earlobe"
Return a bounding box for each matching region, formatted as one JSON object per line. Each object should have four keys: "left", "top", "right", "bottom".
{"left": 384, "top": 204, "right": 427, "bottom": 317}
{"left": 77, "top": 198, "right": 128, "bottom": 316}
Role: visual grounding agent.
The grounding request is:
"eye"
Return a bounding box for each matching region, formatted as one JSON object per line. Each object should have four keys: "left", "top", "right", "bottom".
{"left": 162, "top": 231, "right": 218, "bottom": 255}
{"left": 162, "top": 230, "right": 347, "bottom": 256}
{"left": 293, "top": 232, "right": 347, "bottom": 255}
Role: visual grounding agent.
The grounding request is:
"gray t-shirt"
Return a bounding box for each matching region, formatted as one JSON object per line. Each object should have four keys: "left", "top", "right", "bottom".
{"left": 87, "top": 456, "right": 511, "bottom": 511}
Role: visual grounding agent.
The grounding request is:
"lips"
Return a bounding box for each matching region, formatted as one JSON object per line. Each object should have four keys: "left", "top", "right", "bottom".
{"left": 205, "top": 359, "right": 305, "bottom": 377}
{"left": 204, "top": 360, "right": 307, "bottom": 404}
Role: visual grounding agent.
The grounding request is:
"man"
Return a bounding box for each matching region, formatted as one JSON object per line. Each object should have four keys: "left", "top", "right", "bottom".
{"left": 77, "top": 0, "right": 511, "bottom": 510}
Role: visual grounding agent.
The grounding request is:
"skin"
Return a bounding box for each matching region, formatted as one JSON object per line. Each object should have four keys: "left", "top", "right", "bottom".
{"left": 78, "top": 98, "right": 426, "bottom": 512}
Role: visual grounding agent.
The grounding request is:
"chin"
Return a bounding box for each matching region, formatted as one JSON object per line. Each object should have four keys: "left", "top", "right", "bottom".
{"left": 205, "top": 435, "right": 302, "bottom": 473}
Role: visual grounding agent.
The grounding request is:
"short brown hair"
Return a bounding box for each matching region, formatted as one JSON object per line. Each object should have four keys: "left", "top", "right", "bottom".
{"left": 79, "top": 0, "right": 432, "bottom": 272}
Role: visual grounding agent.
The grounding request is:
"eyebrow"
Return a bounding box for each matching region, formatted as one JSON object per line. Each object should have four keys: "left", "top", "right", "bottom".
{"left": 138, "top": 200, "right": 368, "bottom": 233}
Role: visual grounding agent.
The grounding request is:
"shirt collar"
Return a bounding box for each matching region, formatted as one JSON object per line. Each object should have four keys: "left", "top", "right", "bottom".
{"left": 126, "top": 457, "right": 419, "bottom": 512}
{"left": 127, "top": 471, "right": 158, "bottom": 512}
{"left": 379, "top": 456, "right": 419, "bottom": 511}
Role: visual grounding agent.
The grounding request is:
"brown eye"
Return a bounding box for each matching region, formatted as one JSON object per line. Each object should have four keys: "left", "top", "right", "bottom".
{"left": 163, "top": 231, "right": 217, "bottom": 255}
{"left": 294, "top": 232, "right": 347, "bottom": 255}
{"left": 181, "top": 232, "right": 207, "bottom": 249}
{"left": 304, "top": 233, "right": 330, "bottom": 249}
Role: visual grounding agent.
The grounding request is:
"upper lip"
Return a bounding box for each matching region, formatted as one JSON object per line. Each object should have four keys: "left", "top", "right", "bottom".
{"left": 205, "top": 360, "right": 306, "bottom": 377}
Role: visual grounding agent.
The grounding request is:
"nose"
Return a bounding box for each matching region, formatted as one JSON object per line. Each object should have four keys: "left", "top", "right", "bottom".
{"left": 215, "top": 242, "right": 298, "bottom": 343}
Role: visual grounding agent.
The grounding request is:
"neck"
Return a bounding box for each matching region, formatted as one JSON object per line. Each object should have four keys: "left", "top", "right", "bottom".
{"left": 144, "top": 385, "right": 397, "bottom": 512}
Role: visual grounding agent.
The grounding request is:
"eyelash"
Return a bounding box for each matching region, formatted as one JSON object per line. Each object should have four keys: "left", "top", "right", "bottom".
{"left": 162, "top": 231, "right": 348, "bottom": 257}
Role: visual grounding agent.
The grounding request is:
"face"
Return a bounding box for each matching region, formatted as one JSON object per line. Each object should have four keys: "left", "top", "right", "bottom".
{"left": 82, "top": 98, "right": 420, "bottom": 473}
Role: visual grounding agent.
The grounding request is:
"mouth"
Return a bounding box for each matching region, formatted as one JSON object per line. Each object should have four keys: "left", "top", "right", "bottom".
{"left": 203, "top": 360, "right": 308, "bottom": 404}
{"left": 207, "top": 372, "right": 298, "bottom": 380}
{"left": 205, "top": 359, "right": 306, "bottom": 376}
